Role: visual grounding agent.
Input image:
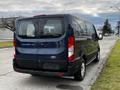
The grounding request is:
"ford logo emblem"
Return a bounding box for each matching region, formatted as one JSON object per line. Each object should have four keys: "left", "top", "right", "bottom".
{"left": 51, "top": 56, "right": 56, "bottom": 59}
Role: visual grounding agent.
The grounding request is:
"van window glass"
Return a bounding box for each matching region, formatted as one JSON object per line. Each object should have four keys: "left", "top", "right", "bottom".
{"left": 86, "top": 23, "right": 95, "bottom": 36}
{"left": 77, "top": 20, "right": 87, "bottom": 36}
{"left": 17, "top": 20, "right": 35, "bottom": 38}
{"left": 72, "top": 19, "right": 81, "bottom": 37}
{"left": 17, "top": 18, "right": 64, "bottom": 38}
{"left": 39, "top": 19, "right": 63, "bottom": 37}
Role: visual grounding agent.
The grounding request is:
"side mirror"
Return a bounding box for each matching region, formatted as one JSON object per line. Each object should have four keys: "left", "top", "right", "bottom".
{"left": 98, "top": 33, "right": 103, "bottom": 40}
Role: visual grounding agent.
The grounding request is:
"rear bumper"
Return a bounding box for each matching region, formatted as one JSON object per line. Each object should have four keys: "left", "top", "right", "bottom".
{"left": 13, "top": 66, "right": 71, "bottom": 77}
{"left": 13, "top": 58, "right": 80, "bottom": 77}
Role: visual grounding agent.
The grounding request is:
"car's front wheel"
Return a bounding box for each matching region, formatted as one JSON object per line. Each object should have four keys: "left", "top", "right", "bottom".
{"left": 74, "top": 59, "right": 86, "bottom": 81}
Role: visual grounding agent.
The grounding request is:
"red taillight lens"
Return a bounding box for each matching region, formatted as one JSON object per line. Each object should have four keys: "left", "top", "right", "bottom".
{"left": 13, "top": 38, "right": 16, "bottom": 47}
{"left": 68, "top": 36, "right": 74, "bottom": 61}
{"left": 13, "top": 38, "right": 16, "bottom": 59}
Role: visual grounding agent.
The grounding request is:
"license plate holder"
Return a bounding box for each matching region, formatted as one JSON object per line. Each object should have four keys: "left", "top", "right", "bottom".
{"left": 43, "top": 63, "right": 59, "bottom": 70}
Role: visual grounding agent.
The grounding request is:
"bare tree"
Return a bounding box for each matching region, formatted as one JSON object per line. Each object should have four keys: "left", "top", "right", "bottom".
{"left": 0, "top": 18, "right": 16, "bottom": 32}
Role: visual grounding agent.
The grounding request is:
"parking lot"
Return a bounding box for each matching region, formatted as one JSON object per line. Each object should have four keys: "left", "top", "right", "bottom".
{"left": 0, "top": 36, "right": 117, "bottom": 90}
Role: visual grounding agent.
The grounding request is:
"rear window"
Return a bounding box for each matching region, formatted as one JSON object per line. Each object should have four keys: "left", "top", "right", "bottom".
{"left": 17, "top": 18, "right": 64, "bottom": 38}
{"left": 17, "top": 20, "right": 36, "bottom": 38}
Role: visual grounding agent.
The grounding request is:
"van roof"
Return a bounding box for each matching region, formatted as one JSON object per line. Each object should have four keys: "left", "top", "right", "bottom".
{"left": 16, "top": 14, "right": 74, "bottom": 21}
{"left": 16, "top": 14, "right": 91, "bottom": 24}
{"left": 34, "top": 14, "right": 71, "bottom": 18}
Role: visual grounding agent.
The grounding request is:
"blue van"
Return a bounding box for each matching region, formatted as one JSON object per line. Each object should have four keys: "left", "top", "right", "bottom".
{"left": 13, "top": 14, "right": 102, "bottom": 81}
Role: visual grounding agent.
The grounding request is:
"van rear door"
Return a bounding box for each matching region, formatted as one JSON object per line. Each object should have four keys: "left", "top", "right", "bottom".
{"left": 16, "top": 17, "right": 68, "bottom": 71}
{"left": 15, "top": 19, "right": 39, "bottom": 69}
{"left": 36, "top": 18, "right": 68, "bottom": 71}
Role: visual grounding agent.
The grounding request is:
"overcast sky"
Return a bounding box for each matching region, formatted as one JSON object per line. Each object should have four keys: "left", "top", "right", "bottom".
{"left": 0, "top": 0, "right": 120, "bottom": 28}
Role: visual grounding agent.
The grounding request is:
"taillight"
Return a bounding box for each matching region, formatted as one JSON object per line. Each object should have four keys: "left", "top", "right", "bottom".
{"left": 13, "top": 38, "right": 16, "bottom": 59}
{"left": 13, "top": 38, "right": 16, "bottom": 47}
{"left": 68, "top": 36, "right": 75, "bottom": 61}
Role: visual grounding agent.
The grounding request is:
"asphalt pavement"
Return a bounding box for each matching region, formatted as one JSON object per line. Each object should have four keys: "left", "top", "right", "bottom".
{"left": 0, "top": 36, "right": 118, "bottom": 90}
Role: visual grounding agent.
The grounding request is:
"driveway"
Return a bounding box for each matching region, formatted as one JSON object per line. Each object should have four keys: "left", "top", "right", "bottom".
{"left": 0, "top": 36, "right": 117, "bottom": 90}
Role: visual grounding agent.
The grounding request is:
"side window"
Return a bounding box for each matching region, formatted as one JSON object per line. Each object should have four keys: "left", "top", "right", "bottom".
{"left": 86, "top": 23, "right": 95, "bottom": 36}
{"left": 72, "top": 19, "right": 81, "bottom": 37}
{"left": 77, "top": 20, "right": 87, "bottom": 36}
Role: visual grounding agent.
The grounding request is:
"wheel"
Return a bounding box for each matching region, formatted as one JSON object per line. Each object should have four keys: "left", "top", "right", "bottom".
{"left": 94, "top": 51, "right": 100, "bottom": 62}
{"left": 74, "top": 59, "right": 86, "bottom": 81}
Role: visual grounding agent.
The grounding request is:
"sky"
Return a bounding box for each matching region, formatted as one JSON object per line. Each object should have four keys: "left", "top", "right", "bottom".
{"left": 0, "top": 0, "right": 120, "bottom": 29}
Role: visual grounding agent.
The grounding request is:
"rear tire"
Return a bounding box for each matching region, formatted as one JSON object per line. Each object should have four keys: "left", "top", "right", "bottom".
{"left": 74, "top": 59, "right": 86, "bottom": 81}
{"left": 94, "top": 51, "right": 100, "bottom": 62}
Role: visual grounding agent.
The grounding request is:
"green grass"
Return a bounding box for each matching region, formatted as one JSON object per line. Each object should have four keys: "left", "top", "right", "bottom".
{"left": 91, "top": 40, "right": 120, "bottom": 90}
{"left": 0, "top": 41, "right": 13, "bottom": 48}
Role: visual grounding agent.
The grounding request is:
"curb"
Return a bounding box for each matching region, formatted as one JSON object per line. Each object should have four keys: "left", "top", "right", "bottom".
{"left": 0, "top": 46, "right": 13, "bottom": 49}
{"left": 88, "top": 39, "right": 118, "bottom": 90}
